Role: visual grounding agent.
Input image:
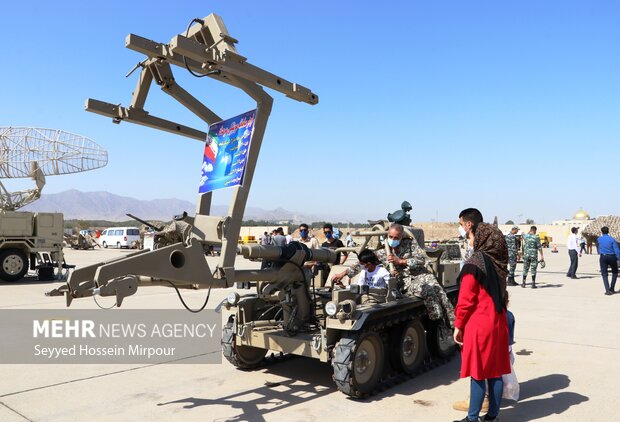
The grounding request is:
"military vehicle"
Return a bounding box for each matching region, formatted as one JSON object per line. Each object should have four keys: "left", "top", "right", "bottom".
{"left": 0, "top": 127, "right": 107, "bottom": 281}
{"left": 0, "top": 211, "right": 64, "bottom": 281}
{"left": 224, "top": 216, "right": 460, "bottom": 397}
{"left": 47, "top": 14, "right": 460, "bottom": 397}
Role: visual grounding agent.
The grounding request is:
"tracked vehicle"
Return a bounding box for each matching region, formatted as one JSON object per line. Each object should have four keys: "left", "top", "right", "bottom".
{"left": 48, "top": 13, "right": 460, "bottom": 397}
{"left": 225, "top": 217, "right": 460, "bottom": 397}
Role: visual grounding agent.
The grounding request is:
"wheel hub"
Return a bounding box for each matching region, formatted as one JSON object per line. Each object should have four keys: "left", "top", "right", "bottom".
{"left": 355, "top": 349, "right": 370, "bottom": 374}
{"left": 3, "top": 255, "right": 24, "bottom": 275}
{"left": 402, "top": 334, "right": 414, "bottom": 357}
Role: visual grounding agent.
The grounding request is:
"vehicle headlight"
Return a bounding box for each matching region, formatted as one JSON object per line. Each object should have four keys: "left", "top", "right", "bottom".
{"left": 325, "top": 301, "right": 338, "bottom": 316}
{"left": 227, "top": 292, "right": 240, "bottom": 306}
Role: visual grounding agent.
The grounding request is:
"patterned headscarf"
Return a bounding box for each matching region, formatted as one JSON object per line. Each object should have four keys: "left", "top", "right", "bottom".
{"left": 458, "top": 222, "right": 508, "bottom": 313}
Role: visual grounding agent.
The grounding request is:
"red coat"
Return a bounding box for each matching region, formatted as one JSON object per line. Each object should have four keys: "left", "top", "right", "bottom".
{"left": 455, "top": 273, "right": 510, "bottom": 380}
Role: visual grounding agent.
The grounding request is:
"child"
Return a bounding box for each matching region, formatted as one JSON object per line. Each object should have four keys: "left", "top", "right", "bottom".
{"left": 355, "top": 249, "right": 390, "bottom": 288}
{"left": 333, "top": 249, "right": 389, "bottom": 289}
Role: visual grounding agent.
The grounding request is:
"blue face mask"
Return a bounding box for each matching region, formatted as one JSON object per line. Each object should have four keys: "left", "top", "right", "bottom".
{"left": 300, "top": 230, "right": 308, "bottom": 238}
{"left": 387, "top": 238, "right": 400, "bottom": 248}
{"left": 325, "top": 232, "right": 333, "bottom": 239}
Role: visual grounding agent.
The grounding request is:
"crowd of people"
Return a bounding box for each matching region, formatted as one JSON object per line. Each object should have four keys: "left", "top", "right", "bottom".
{"left": 253, "top": 209, "right": 620, "bottom": 421}
{"left": 501, "top": 223, "right": 620, "bottom": 295}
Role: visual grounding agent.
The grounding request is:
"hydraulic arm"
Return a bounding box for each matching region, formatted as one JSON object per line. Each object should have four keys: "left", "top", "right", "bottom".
{"left": 48, "top": 14, "right": 318, "bottom": 306}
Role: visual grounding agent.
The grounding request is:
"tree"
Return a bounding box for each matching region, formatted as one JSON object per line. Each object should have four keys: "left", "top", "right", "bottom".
{"left": 505, "top": 220, "right": 514, "bottom": 225}
{"left": 525, "top": 218, "right": 535, "bottom": 225}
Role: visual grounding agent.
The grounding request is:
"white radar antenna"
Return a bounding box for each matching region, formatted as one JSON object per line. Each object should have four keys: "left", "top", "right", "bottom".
{"left": 0, "top": 127, "right": 108, "bottom": 210}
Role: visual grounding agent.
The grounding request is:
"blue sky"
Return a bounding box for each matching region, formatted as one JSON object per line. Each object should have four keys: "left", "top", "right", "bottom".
{"left": 1, "top": 1, "right": 618, "bottom": 223}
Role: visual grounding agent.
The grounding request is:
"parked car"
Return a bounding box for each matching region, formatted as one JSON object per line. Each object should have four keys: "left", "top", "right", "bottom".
{"left": 99, "top": 227, "right": 140, "bottom": 249}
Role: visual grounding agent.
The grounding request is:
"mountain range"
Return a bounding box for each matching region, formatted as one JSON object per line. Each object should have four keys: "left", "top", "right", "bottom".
{"left": 21, "top": 190, "right": 364, "bottom": 223}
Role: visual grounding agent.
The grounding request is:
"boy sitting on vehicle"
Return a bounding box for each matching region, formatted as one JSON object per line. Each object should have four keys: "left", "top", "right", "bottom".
{"left": 333, "top": 249, "right": 390, "bottom": 289}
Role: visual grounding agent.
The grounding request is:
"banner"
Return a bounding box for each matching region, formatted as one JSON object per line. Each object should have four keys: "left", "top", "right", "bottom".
{"left": 198, "top": 109, "right": 256, "bottom": 194}
{"left": 0, "top": 309, "right": 221, "bottom": 364}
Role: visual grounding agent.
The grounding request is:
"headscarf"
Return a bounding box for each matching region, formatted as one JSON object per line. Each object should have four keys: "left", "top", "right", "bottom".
{"left": 457, "top": 222, "right": 508, "bottom": 313}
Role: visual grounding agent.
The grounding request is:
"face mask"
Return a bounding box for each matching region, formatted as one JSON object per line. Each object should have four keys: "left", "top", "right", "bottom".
{"left": 300, "top": 230, "right": 308, "bottom": 238}
{"left": 325, "top": 232, "right": 333, "bottom": 239}
{"left": 387, "top": 238, "right": 400, "bottom": 248}
{"left": 458, "top": 226, "right": 467, "bottom": 238}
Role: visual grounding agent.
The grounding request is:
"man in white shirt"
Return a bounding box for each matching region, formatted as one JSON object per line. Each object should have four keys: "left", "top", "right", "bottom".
{"left": 297, "top": 223, "right": 320, "bottom": 270}
{"left": 297, "top": 223, "right": 319, "bottom": 249}
{"left": 566, "top": 227, "right": 581, "bottom": 279}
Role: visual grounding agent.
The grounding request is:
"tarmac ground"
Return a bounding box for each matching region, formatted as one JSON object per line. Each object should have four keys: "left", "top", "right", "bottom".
{"left": 0, "top": 244, "right": 618, "bottom": 421}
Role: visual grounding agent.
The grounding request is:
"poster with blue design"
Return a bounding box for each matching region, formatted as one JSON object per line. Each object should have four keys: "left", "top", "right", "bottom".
{"left": 198, "top": 109, "right": 256, "bottom": 194}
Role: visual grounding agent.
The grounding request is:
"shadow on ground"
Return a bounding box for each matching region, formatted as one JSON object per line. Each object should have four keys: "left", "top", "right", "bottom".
{"left": 0, "top": 275, "right": 61, "bottom": 286}
{"left": 537, "top": 283, "right": 564, "bottom": 289}
{"left": 157, "top": 357, "right": 333, "bottom": 421}
{"left": 501, "top": 374, "right": 589, "bottom": 420}
{"left": 157, "top": 354, "right": 461, "bottom": 420}
{"left": 540, "top": 271, "right": 599, "bottom": 279}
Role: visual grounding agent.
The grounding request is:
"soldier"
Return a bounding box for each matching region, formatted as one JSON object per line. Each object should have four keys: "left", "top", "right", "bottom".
{"left": 522, "top": 226, "right": 544, "bottom": 289}
{"left": 332, "top": 223, "right": 455, "bottom": 327}
{"left": 505, "top": 226, "right": 520, "bottom": 286}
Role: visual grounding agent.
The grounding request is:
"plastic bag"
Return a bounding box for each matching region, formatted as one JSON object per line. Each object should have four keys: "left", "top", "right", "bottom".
{"left": 502, "top": 352, "right": 519, "bottom": 401}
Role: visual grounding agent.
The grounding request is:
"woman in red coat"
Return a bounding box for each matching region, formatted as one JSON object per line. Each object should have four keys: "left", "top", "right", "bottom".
{"left": 454, "top": 220, "right": 510, "bottom": 422}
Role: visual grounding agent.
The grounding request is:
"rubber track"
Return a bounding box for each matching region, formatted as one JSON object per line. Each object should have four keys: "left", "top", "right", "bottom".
{"left": 222, "top": 315, "right": 454, "bottom": 398}
{"left": 331, "top": 311, "right": 455, "bottom": 399}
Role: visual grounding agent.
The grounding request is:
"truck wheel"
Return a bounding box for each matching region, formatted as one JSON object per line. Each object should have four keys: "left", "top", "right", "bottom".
{"left": 102, "top": 241, "right": 108, "bottom": 248}
{"left": 332, "top": 332, "right": 384, "bottom": 397}
{"left": 0, "top": 249, "right": 29, "bottom": 282}
{"left": 392, "top": 320, "right": 426, "bottom": 374}
{"left": 427, "top": 321, "right": 456, "bottom": 359}
{"left": 221, "top": 318, "right": 266, "bottom": 369}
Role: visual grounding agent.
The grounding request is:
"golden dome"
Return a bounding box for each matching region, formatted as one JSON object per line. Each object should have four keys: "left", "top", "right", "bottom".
{"left": 573, "top": 209, "right": 590, "bottom": 220}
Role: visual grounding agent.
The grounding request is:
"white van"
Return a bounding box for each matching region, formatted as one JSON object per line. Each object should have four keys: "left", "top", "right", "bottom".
{"left": 100, "top": 227, "right": 140, "bottom": 249}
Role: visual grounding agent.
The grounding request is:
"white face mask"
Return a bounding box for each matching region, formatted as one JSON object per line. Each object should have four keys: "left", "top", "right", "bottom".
{"left": 458, "top": 226, "right": 467, "bottom": 238}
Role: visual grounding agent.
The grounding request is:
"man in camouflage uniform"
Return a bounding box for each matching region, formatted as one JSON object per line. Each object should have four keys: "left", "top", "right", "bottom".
{"left": 505, "top": 225, "right": 520, "bottom": 286}
{"left": 522, "top": 225, "right": 544, "bottom": 289}
{"left": 332, "top": 223, "right": 455, "bottom": 327}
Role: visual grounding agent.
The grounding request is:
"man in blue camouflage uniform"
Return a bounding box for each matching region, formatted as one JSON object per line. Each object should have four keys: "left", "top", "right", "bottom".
{"left": 505, "top": 226, "right": 520, "bottom": 286}
{"left": 332, "top": 223, "right": 455, "bottom": 327}
{"left": 522, "top": 225, "right": 544, "bottom": 289}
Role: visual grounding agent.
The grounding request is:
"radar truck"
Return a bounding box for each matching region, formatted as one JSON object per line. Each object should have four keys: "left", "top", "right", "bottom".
{"left": 48, "top": 13, "right": 460, "bottom": 397}
{"left": 0, "top": 127, "right": 107, "bottom": 281}
{"left": 0, "top": 211, "right": 64, "bottom": 281}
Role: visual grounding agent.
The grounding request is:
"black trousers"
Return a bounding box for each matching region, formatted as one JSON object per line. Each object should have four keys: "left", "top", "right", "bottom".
{"left": 567, "top": 250, "right": 578, "bottom": 277}
{"left": 600, "top": 254, "right": 618, "bottom": 292}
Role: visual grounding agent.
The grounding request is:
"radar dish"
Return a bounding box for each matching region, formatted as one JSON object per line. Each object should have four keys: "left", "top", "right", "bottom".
{"left": 0, "top": 127, "right": 108, "bottom": 210}
{"left": 0, "top": 127, "right": 107, "bottom": 177}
